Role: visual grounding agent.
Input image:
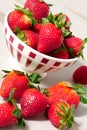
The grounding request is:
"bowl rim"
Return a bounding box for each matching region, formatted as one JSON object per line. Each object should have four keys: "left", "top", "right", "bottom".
{"left": 4, "top": 11, "right": 78, "bottom": 63}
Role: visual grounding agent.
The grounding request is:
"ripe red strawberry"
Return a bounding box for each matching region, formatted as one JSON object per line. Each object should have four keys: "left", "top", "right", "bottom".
{"left": 42, "top": 12, "right": 72, "bottom": 38}
{"left": 0, "top": 89, "right": 25, "bottom": 128}
{"left": 49, "top": 49, "right": 69, "bottom": 59}
{"left": 0, "top": 70, "right": 29, "bottom": 100}
{"left": 45, "top": 81, "right": 87, "bottom": 107}
{"left": 37, "top": 23, "right": 63, "bottom": 54}
{"left": 24, "top": 0, "right": 50, "bottom": 21}
{"left": 20, "top": 88, "right": 48, "bottom": 119}
{"left": 8, "top": 5, "right": 36, "bottom": 31}
{"left": 17, "top": 30, "right": 38, "bottom": 49}
{"left": 54, "top": 13, "right": 71, "bottom": 30}
{"left": 73, "top": 65, "right": 87, "bottom": 84}
{"left": 32, "top": 23, "right": 42, "bottom": 34}
{"left": 0, "top": 102, "right": 17, "bottom": 127}
{"left": 64, "top": 36, "right": 84, "bottom": 57}
{"left": 48, "top": 101, "right": 74, "bottom": 129}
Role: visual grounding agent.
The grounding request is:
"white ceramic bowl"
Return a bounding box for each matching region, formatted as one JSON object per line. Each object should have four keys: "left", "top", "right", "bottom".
{"left": 3, "top": 12, "right": 78, "bottom": 76}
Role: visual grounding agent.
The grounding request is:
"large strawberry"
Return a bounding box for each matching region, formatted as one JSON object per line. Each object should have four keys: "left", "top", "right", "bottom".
{"left": 8, "top": 5, "right": 36, "bottom": 31}
{"left": 24, "top": 0, "right": 50, "bottom": 21}
{"left": 0, "top": 89, "right": 25, "bottom": 127}
{"left": 0, "top": 70, "right": 29, "bottom": 100}
{"left": 0, "top": 70, "right": 41, "bottom": 100}
{"left": 17, "top": 30, "right": 38, "bottom": 49}
{"left": 48, "top": 101, "right": 74, "bottom": 129}
{"left": 20, "top": 88, "right": 48, "bottom": 119}
{"left": 45, "top": 81, "right": 87, "bottom": 107}
{"left": 37, "top": 23, "right": 63, "bottom": 54}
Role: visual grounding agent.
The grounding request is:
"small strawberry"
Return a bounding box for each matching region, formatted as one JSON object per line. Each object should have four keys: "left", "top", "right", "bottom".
{"left": 0, "top": 89, "right": 25, "bottom": 127}
{"left": 32, "top": 23, "right": 42, "bottom": 34}
{"left": 17, "top": 30, "right": 38, "bottom": 49}
{"left": 20, "top": 88, "right": 48, "bottom": 119}
{"left": 45, "top": 81, "right": 87, "bottom": 107}
{"left": 73, "top": 65, "right": 87, "bottom": 84}
{"left": 48, "top": 101, "right": 74, "bottom": 129}
{"left": 54, "top": 13, "right": 71, "bottom": 30}
{"left": 24, "top": 0, "right": 50, "bottom": 21}
{"left": 64, "top": 36, "right": 87, "bottom": 58}
{"left": 0, "top": 70, "right": 29, "bottom": 100}
{"left": 37, "top": 23, "right": 63, "bottom": 54}
{"left": 8, "top": 5, "right": 36, "bottom": 31}
{"left": 49, "top": 48, "right": 69, "bottom": 59}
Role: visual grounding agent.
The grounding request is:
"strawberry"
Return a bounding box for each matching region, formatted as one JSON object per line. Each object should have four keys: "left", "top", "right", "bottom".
{"left": 73, "top": 65, "right": 87, "bottom": 84}
{"left": 0, "top": 70, "right": 41, "bottom": 100}
{"left": 20, "top": 88, "right": 48, "bottom": 119}
{"left": 0, "top": 70, "right": 29, "bottom": 100}
{"left": 37, "top": 23, "right": 63, "bottom": 54}
{"left": 42, "top": 12, "right": 72, "bottom": 38}
{"left": 8, "top": 5, "right": 36, "bottom": 31}
{"left": 0, "top": 102, "right": 17, "bottom": 127}
{"left": 17, "top": 30, "right": 38, "bottom": 49}
{"left": 32, "top": 23, "right": 42, "bottom": 34}
{"left": 49, "top": 48, "right": 69, "bottom": 59}
{"left": 48, "top": 101, "right": 74, "bottom": 129}
{"left": 0, "top": 89, "right": 25, "bottom": 127}
{"left": 64, "top": 36, "right": 87, "bottom": 58}
{"left": 53, "top": 13, "right": 71, "bottom": 30}
{"left": 45, "top": 81, "right": 87, "bottom": 107}
{"left": 24, "top": 0, "right": 50, "bottom": 21}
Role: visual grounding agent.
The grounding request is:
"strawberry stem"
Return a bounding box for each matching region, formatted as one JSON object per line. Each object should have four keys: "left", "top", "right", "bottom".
{"left": 26, "top": 73, "right": 41, "bottom": 89}
{"left": 15, "top": 5, "right": 37, "bottom": 25}
{"left": 57, "top": 102, "right": 75, "bottom": 130}
{"left": 7, "top": 88, "right": 25, "bottom": 128}
{"left": 67, "top": 83, "right": 87, "bottom": 104}
{"left": 15, "top": 4, "right": 33, "bottom": 17}
{"left": 13, "top": 108, "right": 25, "bottom": 128}
{"left": 2, "top": 70, "right": 11, "bottom": 78}
{"left": 26, "top": 73, "right": 41, "bottom": 83}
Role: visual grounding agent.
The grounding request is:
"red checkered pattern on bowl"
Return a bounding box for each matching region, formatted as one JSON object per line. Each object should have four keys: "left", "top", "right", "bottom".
{"left": 3, "top": 13, "right": 77, "bottom": 73}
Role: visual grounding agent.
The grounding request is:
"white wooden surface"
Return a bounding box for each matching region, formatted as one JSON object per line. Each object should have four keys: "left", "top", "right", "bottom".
{"left": 0, "top": 0, "right": 87, "bottom": 130}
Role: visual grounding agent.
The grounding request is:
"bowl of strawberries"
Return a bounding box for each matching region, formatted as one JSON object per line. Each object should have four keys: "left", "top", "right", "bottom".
{"left": 3, "top": 0, "right": 86, "bottom": 77}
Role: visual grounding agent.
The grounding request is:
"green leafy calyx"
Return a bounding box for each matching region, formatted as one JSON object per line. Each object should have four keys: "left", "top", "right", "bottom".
{"left": 57, "top": 101, "right": 75, "bottom": 130}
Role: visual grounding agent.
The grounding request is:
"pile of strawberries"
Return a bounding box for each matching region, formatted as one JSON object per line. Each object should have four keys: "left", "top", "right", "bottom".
{"left": 8, "top": 0, "right": 87, "bottom": 59}
{"left": 0, "top": 69, "right": 87, "bottom": 129}
{"left": 1, "top": 0, "right": 87, "bottom": 129}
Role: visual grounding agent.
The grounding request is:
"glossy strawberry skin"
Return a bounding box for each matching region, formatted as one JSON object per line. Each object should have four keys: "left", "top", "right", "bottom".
{"left": 21, "top": 88, "right": 48, "bottom": 119}
{"left": 8, "top": 10, "right": 32, "bottom": 31}
{"left": 18, "top": 30, "right": 38, "bottom": 49}
{"left": 0, "top": 102, "right": 17, "bottom": 127}
{"left": 46, "top": 81, "right": 80, "bottom": 108}
{"left": 37, "top": 23, "right": 63, "bottom": 54}
{"left": 48, "top": 102, "right": 61, "bottom": 127}
{"left": 0, "top": 71, "right": 29, "bottom": 100}
{"left": 64, "top": 36, "right": 83, "bottom": 56}
{"left": 24, "top": 0, "right": 50, "bottom": 21}
{"left": 73, "top": 65, "right": 87, "bottom": 84}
